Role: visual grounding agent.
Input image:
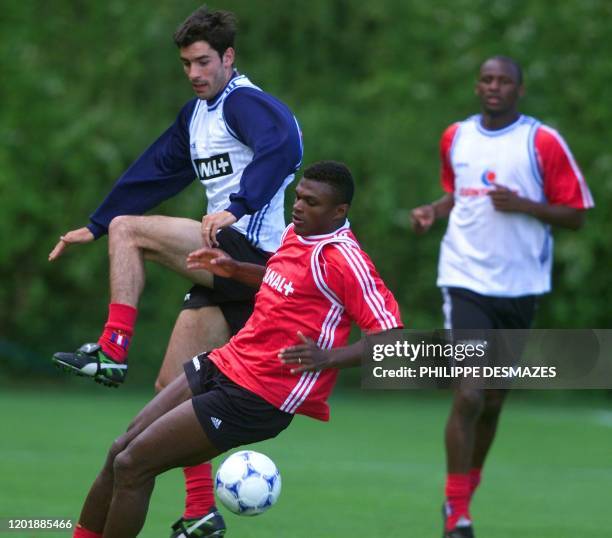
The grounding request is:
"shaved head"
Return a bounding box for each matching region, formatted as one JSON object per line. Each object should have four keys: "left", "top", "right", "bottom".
{"left": 481, "top": 56, "right": 523, "bottom": 85}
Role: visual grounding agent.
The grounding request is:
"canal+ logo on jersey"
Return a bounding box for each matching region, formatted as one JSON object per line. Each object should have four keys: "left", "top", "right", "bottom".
{"left": 262, "top": 268, "right": 295, "bottom": 297}
{"left": 195, "top": 153, "right": 234, "bottom": 181}
{"left": 480, "top": 169, "right": 497, "bottom": 187}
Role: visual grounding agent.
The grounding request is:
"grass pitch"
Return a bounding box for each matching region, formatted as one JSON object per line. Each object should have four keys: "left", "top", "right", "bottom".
{"left": 0, "top": 386, "right": 610, "bottom": 537}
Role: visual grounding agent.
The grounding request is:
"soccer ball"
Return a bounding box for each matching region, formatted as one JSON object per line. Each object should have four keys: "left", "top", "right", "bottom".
{"left": 215, "top": 450, "right": 282, "bottom": 516}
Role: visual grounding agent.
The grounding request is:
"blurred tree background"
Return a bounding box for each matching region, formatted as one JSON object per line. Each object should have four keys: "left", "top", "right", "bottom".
{"left": 1, "top": 0, "right": 611, "bottom": 385}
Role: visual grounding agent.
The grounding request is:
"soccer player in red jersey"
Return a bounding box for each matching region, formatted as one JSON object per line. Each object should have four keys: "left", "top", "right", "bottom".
{"left": 72, "top": 161, "right": 403, "bottom": 538}
{"left": 411, "top": 57, "right": 593, "bottom": 538}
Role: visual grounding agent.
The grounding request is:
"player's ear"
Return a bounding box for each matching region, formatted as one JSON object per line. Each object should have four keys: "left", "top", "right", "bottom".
{"left": 334, "top": 203, "right": 349, "bottom": 221}
{"left": 518, "top": 83, "right": 525, "bottom": 98}
{"left": 223, "top": 47, "right": 235, "bottom": 68}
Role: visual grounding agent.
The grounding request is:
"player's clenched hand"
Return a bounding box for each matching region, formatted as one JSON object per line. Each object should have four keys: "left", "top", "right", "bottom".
{"left": 186, "top": 247, "right": 237, "bottom": 278}
{"left": 487, "top": 184, "right": 526, "bottom": 212}
{"left": 278, "top": 332, "right": 331, "bottom": 374}
{"left": 410, "top": 204, "right": 435, "bottom": 234}
{"left": 201, "top": 211, "right": 237, "bottom": 247}
{"left": 48, "top": 227, "right": 94, "bottom": 261}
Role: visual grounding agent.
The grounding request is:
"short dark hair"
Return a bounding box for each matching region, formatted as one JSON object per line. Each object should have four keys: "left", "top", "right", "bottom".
{"left": 173, "top": 6, "right": 237, "bottom": 56}
{"left": 303, "top": 161, "right": 355, "bottom": 205}
{"left": 488, "top": 55, "right": 523, "bottom": 84}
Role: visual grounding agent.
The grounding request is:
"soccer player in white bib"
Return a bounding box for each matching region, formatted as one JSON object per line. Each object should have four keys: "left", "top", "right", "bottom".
{"left": 410, "top": 56, "right": 594, "bottom": 538}
{"left": 70, "top": 161, "right": 403, "bottom": 538}
{"left": 49, "top": 7, "right": 302, "bottom": 537}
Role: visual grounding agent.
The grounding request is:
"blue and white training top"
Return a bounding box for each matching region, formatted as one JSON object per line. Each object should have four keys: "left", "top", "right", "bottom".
{"left": 87, "top": 71, "right": 303, "bottom": 252}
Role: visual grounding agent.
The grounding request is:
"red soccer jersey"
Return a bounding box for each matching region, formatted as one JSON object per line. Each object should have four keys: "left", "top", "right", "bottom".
{"left": 208, "top": 222, "right": 403, "bottom": 421}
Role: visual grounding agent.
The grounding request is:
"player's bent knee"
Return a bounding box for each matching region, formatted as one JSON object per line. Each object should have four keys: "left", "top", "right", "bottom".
{"left": 112, "top": 448, "right": 143, "bottom": 486}
{"left": 107, "top": 435, "right": 129, "bottom": 466}
{"left": 108, "top": 215, "right": 137, "bottom": 239}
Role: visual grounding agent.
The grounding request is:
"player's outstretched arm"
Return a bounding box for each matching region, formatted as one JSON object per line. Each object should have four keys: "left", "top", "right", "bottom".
{"left": 279, "top": 329, "right": 404, "bottom": 374}
{"left": 186, "top": 247, "right": 265, "bottom": 288}
{"left": 48, "top": 227, "right": 95, "bottom": 261}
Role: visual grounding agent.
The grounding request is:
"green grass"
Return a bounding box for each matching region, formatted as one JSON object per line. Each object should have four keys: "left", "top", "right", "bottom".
{"left": 0, "top": 387, "right": 610, "bottom": 537}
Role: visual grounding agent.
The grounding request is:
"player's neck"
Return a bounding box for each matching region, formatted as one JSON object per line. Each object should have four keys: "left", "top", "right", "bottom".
{"left": 480, "top": 110, "right": 520, "bottom": 131}
{"left": 206, "top": 69, "right": 236, "bottom": 104}
{"left": 301, "top": 219, "right": 347, "bottom": 238}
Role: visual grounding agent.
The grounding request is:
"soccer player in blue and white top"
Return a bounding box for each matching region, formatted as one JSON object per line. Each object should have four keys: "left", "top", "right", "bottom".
{"left": 49, "top": 7, "right": 302, "bottom": 537}
{"left": 410, "top": 56, "right": 593, "bottom": 538}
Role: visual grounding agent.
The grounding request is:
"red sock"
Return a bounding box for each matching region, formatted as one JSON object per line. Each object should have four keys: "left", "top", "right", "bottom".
{"left": 445, "top": 473, "right": 471, "bottom": 530}
{"left": 98, "top": 303, "right": 138, "bottom": 362}
{"left": 469, "top": 467, "right": 482, "bottom": 499}
{"left": 183, "top": 463, "right": 215, "bottom": 519}
{"left": 73, "top": 525, "right": 102, "bottom": 538}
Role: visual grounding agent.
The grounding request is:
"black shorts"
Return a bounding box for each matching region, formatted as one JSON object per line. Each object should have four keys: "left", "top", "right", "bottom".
{"left": 182, "top": 226, "right": 271, "bottom": 335}
{"left": 184, "top": 353, "right": 293, "bottom": 453}
{"left": 442, "top": 287, "right": 538, "bottom": 373}
{"left": 442, "top": 287, "right": 537, "bottom": 330}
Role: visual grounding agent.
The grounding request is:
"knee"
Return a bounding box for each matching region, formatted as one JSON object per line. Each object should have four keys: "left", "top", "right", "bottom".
{"left": 102, "top": 435, "right": 129, "bottom": 474}
{"left": 108, "top": 215, "right": 137, "bottom": 238}
{"left": 113, "top": 447, "right": 143, "bottom": 487}
{"left": 454, "top": 389, "right": 486, "bottom": 419}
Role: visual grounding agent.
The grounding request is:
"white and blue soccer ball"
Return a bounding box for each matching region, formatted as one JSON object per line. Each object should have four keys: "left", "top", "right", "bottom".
{"left": 215, "top": 450, "right": 282, "bottom": 516}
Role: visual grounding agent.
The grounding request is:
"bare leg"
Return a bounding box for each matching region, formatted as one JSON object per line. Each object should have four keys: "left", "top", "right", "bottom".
{"left": 155, "top": 307, "right": 230, "bottom": 392}
{"left": 445, "top": 388, "right": 486, "bottom": 473}
{"left": 107, "top": 215, "right": 214, "bottom": 306}
{"left": 103, "top": 401, "right": 221, "bottom": 537}
{"left": 154, "top": 306, "right": 230, "bottom": 522}
{"left": 471, "top": 389, "right": 508, "bottom": 469}
{"left": 77, "top": 374, "right": 193, "bottom": 533}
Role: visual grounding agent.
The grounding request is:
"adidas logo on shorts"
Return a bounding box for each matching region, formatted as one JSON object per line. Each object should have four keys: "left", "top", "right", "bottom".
{"left": 211, "top": 416, "right": 222, "bottom": 429}
{"left": 192, "top": 356, "right": 201, "bottom": 371}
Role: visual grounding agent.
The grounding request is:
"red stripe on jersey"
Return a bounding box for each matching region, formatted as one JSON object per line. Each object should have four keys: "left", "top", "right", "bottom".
{"left": 535, "top": 126, "right": 594, "bottom": 209}
{"left": 440, "top": 123, "right": 461, "bottom": 193}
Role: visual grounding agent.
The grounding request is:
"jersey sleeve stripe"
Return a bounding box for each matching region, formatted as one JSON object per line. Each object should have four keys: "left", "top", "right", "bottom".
{"left": 336, "top": 243, "right": 395, "bottom": 330}
{"left": 335, "top": 243, "right": 398, "bottom": 330}
{"left": 253, "top": 202, "right": 271, "bottom": 246}
{"left": 246, "top": 208, "right": 260, "bottom": 241}
{"left": 539, "top": 126, "right": 594, "bottom": 207}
